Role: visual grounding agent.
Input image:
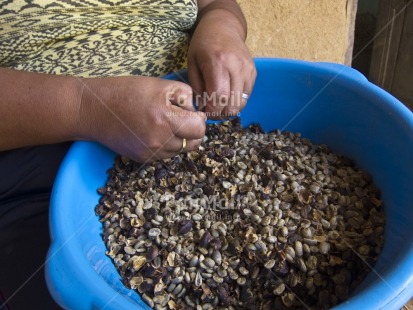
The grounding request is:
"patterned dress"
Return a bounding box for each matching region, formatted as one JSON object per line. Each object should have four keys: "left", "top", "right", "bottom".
{"left": 0, "top": 0, "right": 198, "bottom": 77}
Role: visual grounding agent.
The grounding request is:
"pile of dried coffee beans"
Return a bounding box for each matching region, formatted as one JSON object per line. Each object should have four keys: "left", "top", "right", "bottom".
{"left": 96, "top": 118, "right": 385, "bottom": 309}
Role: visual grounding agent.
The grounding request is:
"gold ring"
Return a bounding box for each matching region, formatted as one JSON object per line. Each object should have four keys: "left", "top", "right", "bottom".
{"left": 180, "top": 138, "right": 187, "bottom": 153}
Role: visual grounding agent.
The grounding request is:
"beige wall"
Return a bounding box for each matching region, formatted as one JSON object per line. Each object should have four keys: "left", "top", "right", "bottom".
{"left": 238, "top": 0, "right": 358, "bottom": 65}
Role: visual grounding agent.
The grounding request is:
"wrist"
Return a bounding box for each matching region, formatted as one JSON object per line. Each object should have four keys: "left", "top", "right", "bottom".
{"left": 62, "top": 76, "right": 87, "bottom": 141}
{"left": 194, "top": 1, "right": 247, "bottom": 40}
{"left": 74, "top": 77, "right": 105, "bottom": 142}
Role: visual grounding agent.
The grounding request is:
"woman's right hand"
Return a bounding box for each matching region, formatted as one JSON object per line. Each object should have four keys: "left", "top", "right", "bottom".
{"left": 78, "top": 76, "right": 207, "bottom": 163}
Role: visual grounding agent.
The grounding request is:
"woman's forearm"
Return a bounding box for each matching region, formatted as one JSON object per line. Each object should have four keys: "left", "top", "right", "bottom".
{"left": 196, "top": 0, "right": 247, "bottom": 40}
{"left": 188, "top": 0, "right": 255, "bottom": 119}
{"left": 0, "top": 68, "right": 81, "bottom": 150}
{"left": 0, "top": 68, "right": 207, "bottom": 162}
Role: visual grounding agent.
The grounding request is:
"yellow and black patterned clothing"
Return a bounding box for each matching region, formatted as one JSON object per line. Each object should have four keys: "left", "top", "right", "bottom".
{"left": 0, "top": 0, "right": 197, "bottom": 77}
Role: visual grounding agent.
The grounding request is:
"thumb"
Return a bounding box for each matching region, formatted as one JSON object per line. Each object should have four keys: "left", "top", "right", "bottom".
{"left": 167, "top": 105, "right": 206, "bottom": 140}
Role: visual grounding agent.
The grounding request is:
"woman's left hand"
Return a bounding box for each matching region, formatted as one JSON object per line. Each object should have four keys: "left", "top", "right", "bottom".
{"left": 187, "top": 5, "right": 256, "bottom": 119}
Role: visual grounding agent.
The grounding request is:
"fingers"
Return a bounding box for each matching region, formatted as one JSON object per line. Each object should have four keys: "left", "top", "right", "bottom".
{"left": 167, "top": 82, "right": 195, "bottom": 112}
{"left": 203, "top": 62, "right": 231, "bottom": 119}
{"left": 223, "top": 63, "right": 257, "bottom": 116}
{"left": 138, "top": 136, "right": 203, "bottom": 162}
{"left": 158, "top": 104, "right": 206, "bottom": 158}
{"left": 140, "top": 83, "right": 206, "bottom": 162}
{"left": 188, "top": 63, "right": 206, "bottom": 111}
{"left": 163, "top": 137, "right": 203, "bottom": 158}
{"left": 135, "top": 129, "right": 204, "bottom": 163}
{"left": 167, "top": 105, "right": 206, "bottom": 139}
{"left": 148, "top": 135, "right": 203, "bottom": 162}
{"left": 243, "top": 63, "right": 257, "bottom": 101}
{"left": 195, "top": 58, "right": 256, "bottom": 120}
{"left": 225, "top": 69, "right": 245, "bottom": 117}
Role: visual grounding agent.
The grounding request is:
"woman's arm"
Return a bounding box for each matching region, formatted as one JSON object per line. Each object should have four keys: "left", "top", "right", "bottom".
{"left": 0, "top": 67, "right": 81, "bottom": 150}
{"left": 0, "top": 68, "right": 206, "bottom": 161}
{"left": 196, "top": 0, "right": 247, "bottom": 39}
{"left": 188, "top": 0, "right": 256, "bottom": 119}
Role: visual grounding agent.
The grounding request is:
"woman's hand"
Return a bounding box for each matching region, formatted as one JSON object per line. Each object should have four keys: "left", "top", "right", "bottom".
{"left": 188, "top": 0, "right": 256, "bottom": 119}
{"left": 79, "top": 76, "right": 206, "bottom": 162}
{"left": 0, "top": 68, "right": 205, "bottom": 162}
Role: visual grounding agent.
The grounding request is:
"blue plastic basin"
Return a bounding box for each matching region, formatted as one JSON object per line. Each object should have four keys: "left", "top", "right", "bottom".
{"left": 46, "top": 58, "right": 413, "bottom": 309}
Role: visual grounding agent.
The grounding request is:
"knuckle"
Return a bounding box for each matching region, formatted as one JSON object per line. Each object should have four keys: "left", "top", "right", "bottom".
{"left": 146, "top": 137, "right": 163, "bottom": 151}
{"left": 171, "top": 81, "right": 192, "bottom": 94}
{"left": 252, "top": 64, "right": 258, "bottom": 78}
{"left": 151, "top": 110, "right": 167, "bottom": 128}
{"left": 212, "top": 48, "right": 227, "bottom": 63}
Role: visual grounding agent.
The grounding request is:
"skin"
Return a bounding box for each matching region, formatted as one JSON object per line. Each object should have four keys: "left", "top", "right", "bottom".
{"left": 0, "top": 0, "right": 256, "bottom": 162}
{"left": 189, "top": 0, "right": 256, "bottom": 118}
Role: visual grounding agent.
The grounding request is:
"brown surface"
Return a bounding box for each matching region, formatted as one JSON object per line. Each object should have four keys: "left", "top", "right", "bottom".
{"left": 370, "top": 0, "right": 413, "bottom": 110}
{"left": 238, "top": 0, "right": 358, "bottom": 65}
